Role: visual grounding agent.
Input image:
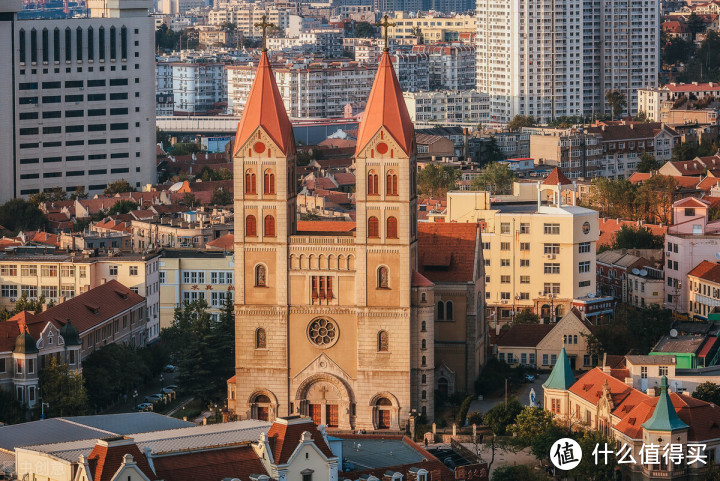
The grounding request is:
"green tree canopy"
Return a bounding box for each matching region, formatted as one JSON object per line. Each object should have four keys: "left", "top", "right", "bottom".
{"left": 507, "top": 115, "right": 538, "bottom": 132}
{"left": 104, "top": 179, "right": 135, "bottom": 195}
{"left": 0, "top": 199, "right": 48, "bottom": 233}
{"left": 0, "top": 389, "right": 25, "bottom": 424}
{"left": 354, "top": 21, "right": 375, "bottom": 38}
{"left": 508, "top": 407, "right": 555, "bottom": 446}
{"left": 82, "top": 343, "right": 153, "bottom": 409}
{"left": 417, "top": 164, "right": 459, "bottom": 198}
{"left": 484, "top": 398, "right": 523, "bottom": 435}
{"left": 636, "top": 152, "right": 661, "bottom": 173}
{"left": 211, "top": 187, "right": 233, "bottom": 206}
{"left": 693, "top": 381, "right": 720, "bottom": 405}
{"left": 605, "top": 90, "right": 627, "bottom": 119}
{"left": 39, "top": 358, "right": 89, "bottom": 417}
{"left": 612, "top": 225, "right": 664, "bottom": 250}
{"left": 471, "top": 162, "right": 517, "bottom": 194}
{"left": 108, "top": 200, "right": 138, "bottom": 216}
{"left": 492, "top": 464, "right": 547, "bottom": 481}
{"left": 584, "top": 305, "right": 673, "bottom": 355}
{"left": 512, "top": 308, "right": 539, "bottom": 325}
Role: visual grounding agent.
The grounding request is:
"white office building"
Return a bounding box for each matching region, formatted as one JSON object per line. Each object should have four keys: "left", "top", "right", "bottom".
{"left": 475, "top": 0, "right": 659, "bottom": 123}
{"left": 0, "top": 0, "right": 156, "bottom": 201}
{"left": 155, "top": 61, "right": 227, "bottom": 115}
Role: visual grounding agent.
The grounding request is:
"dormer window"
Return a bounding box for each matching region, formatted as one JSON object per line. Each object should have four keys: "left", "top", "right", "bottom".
{"left": 48, "top": 332, "right": 53, "bottom": 345}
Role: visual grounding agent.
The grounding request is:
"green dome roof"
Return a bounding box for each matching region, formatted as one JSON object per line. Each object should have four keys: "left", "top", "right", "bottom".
{"left": 14, "top": 329, "right": 38, "bottom": 354}
{"left": 59, "top": 320, "right": 81, "bottom": 346}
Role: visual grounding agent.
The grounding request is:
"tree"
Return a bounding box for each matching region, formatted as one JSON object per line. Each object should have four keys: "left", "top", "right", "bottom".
{"left": 513, "top": 309, "right": 539, "bottom": 325}
{"left": 0, "top": 199, "right": 47, "bottom": 233}
{"left": 104, "top": 179, "right": 135, "bottom": 195}
{"left": 14, "top": 294, "right": 46, "bottom": 314}
{"left": 29, "top": 187, "right": 67, "bottom": 205}
{"left": 484, "top": 398, "right": 523, "bottom": 435}
{"left": 82, "top": 343, "right": 151, "bottom": 409}
{"left": 688, "top": 13, "right": 707, "bottom": 38}
{"left": 635, "top": 175, "right": 678, "bottom": 225}
{"left": 661, "top": 30, "right": 694, "bottom": 66}
{"left": 588, "top": 305, "right": 673, "bottom": 355}
{"left": 492, "top": 465, "right": 547, "bottom": 481}
{"left": 507, "top": 115, "right": 537, "bottom": 132}
{"left": 69, "top": 186, "right": 89, "bottom": 201}
{"left": 605, "top": 90, "right": 627, "bottom": 119}
{"left": 354, "top": 21, "right": 375, "bottom": 38}
{"left": 156, "top": 127, "right": 171, "bottom": 150}
{"left": 530, "top": 422, "right": 573, "bottom": 463}
{"left": 612, "top": 225, "right": 664, "bottom": 250}
{"left": 471, "top": 162, "right": 516, "bottom": 194}
{"left": 584, "top": 177, "right": 637, "bottom": 220}
{"left": 169, "top": 142, "right": 202, "bottom": 156}
{"left": 508, "top": 407, "right": 555, "bottom": 446}
{"left": 38, "top": 358, "right": 89, "bottom": 417}
{"left": 479, "top": 136, "right": 506, "bottom": 165}
{"left": 211, "top": 187, "right": 232, "bottom": 206}
{"left": 417, "top": 164, "right": 459, "bottom": 197}
{"left": 182, "top": 192, "right": 197, "bottom": 207}
{"left": 693, "top": 381, "right": 720, "bottom": 405}
{"left": 636, "top": 151, "right": 661, "bottom": 173}
{"left": 571, "top": 430, "right": 617, "bottom": 481}
{"left": 107, "top": 200, "right": 138, "bottom": 216}
{"left": 0, "top": 389, "right": 25, "bottom": 424}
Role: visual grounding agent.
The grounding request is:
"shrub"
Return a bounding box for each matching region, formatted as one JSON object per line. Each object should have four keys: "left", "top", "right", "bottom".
{"left": 468, "top": 411, "right": 483, "bottom": 425}
{"left": 456, "top": 395, "right": 474, "bottom": 425}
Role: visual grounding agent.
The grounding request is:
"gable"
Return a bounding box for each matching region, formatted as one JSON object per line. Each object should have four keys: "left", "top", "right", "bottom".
{"left": 536, "top": 313, "right": 593, "bottom": 350}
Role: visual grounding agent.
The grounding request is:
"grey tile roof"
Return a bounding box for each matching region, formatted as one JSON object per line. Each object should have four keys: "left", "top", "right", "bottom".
{"left": 63, "top": 413, "right": 192, "bottom": 435}
{"left": 625, "top": 355, "right": 677, "bottom": 365}
{"left": 0, "top": 419, "right": 113, "bottom": 452}
{"left": 341, "top": 439, "right": 424, "bottom": 470}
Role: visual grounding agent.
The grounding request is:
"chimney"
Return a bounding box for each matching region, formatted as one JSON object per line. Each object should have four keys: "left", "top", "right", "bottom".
{"left": 646, "top": 388, "right": 655, "bottom": 397}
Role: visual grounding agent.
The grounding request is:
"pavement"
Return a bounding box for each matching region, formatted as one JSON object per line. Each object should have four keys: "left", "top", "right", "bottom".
{"left": 102, "top": 371, "right": 179, "bottom": 414}
{"left": 469, "top": 373, "right": 548, "bottom": 414}
{"left": 430, "top": 442, "right": 538, "bottom": 476}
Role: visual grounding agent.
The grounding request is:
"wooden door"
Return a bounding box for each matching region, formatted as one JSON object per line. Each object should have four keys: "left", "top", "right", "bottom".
{"left": 327, "top": 404, "right": 339, "bottom": 428}
{"left": 310, "top": 404, "right": 321, "bottom": 425}
{"left": 257, "top": 406, "right": 269, "bottom": 421}
{"left": 378, "top": 409, "right": 390, "bottom": 429}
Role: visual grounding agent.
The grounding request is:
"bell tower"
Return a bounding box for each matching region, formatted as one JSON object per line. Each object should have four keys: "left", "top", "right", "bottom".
{"left": 232, "top": 36, "right": 296, "bottom": 420}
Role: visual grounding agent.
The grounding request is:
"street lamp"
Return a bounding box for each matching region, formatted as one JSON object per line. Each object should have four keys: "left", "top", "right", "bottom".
{"left": 41, "top": 402, "right": 50, "bottom": 419}
{"left": 133, "top": 389, "right": 138, "bottom": 409}
{"left": 160, "top": 374, "right": 164, "bottom": 389}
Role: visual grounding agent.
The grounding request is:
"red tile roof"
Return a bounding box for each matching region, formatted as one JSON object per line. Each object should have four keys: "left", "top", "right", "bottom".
{"left": 688, "top": 260, "right": 720, "bottom": 284}
{"left": 663, "top": 82, "right": 720, "bottom": 93}
{"left": 629, "top": 172, "right": 652, "bottom": 184}
{"left": 597, "top": 218, "right": 667, "bottom": 248}
{"left": 356, "top": 51, "right": 414, "bottom": 156}
{"left": 542, "top": 167, "right": 573, "bottom": 186}
{"left": 496, "top": 324, "right": 555, "bottom": 347}
{"left": 412, "top": 270, "right": 434, "bottom": 287}
{"left": 87, "top": 440, "right": 156, "bottom": 481}
{"left": 206, "top": 234, "right": 234, "bottom": 250}
{"left": 569, "top": 368, "right": 650, "bottom": 420}
{"left": 234, "top": 51, "right": 295, "bottom": 156}
{"left": 418, "top": 223, "right": 478, "bottom": 283}
{"left": 266, "top": 418, "right": 334, "bottom": 464}
{"left": 697, "top": 176, "right": 720, "bottom": 192}
{"left": 153, "top": 446, "right": 267, "bottom": 481}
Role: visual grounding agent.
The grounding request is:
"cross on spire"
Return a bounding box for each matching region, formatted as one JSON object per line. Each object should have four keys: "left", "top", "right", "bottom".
{"left": 255, "top": 14, "right": 274, "bottom": 52}
{"left": 377, "top": 14, "right": 395, "bottom": 52}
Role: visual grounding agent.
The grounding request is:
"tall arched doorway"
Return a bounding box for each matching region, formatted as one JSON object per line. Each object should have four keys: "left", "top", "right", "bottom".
{"left": 248, "top": 391, "right": 277, "bottom": 422}
{"left": 295, "top": 374, "right": 353, "bottom": 430}
{"left": 369, "top": 392, "right": 400, "bottom": 431}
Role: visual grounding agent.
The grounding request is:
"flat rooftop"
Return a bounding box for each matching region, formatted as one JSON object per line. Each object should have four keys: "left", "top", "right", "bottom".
{"left": 341, "top": 438, "right": 424, "bottom": 470}
{"left": 653, "top": 335, "right": 706, "bottom": 354}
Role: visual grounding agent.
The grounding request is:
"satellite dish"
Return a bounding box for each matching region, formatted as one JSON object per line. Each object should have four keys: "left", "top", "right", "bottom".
{"left": 670, "top": 329, "right": 678, "bottom": 338}
{"left": 632, "top": 268, "right": 640, "bottom": 275}
{"left": 640, "top": 269, "right": 648, "bottom": 277}
{"left": 588, "top": 293, "right": 595, "bottom": 298}
{"left": 716, "top": 252, "right": 720, "bottom": 261}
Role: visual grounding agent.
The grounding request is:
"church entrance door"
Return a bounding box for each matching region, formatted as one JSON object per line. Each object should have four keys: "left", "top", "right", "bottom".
{"left": 327, "top": 404, "right": 339, "bottom": 427}
{"left": 378, "top": 409, "right": 390, "bottom": 429}
{"left": 257, "top": 406, "right": 269, "bottom": 421}
{"left": 310, "top": 404, "right": 322, "bottom": 424}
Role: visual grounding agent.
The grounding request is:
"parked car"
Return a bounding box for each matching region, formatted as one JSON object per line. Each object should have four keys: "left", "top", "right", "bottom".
{"left": 144, "top": 394, "right": 164, "bottom": 403}
{"left": 165, "top": 384, "right": 178, "bottom": 391}
{"left": 135, "top": 403, "right": 153, "bottom": 412}
{"left": 522, "top": 373, "right": 536, "bottom": 383}
{"left": 163, "top": 364, "right": 176, "bottom": 373}
{"left": 161, "top": 387, "right": 175, "bottom": 396}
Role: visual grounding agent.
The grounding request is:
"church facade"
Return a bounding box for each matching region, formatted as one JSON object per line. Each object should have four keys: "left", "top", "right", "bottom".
{"left": 229, "top": 44, "right": 485, "bottom": 430}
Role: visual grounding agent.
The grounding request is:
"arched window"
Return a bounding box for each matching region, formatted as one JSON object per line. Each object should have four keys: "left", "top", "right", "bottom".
{"left": 421, "top": 390, "right": 426, "bottom": 400}
{"left": 246, "top": 215, "right": 257, "bottom": 237}
{"left": 109, "top": 26, "right": 116, "bottom": 60}
{"left": 87, "top": 26, "right": 93, "bottom": 61}
{"left": 53, "top": 28, "right": 60, "bottom": 62}
{"left": 378, "top": 330, "right": 389, "bottom": 352}
{"left": 255, "top": 265, "right": 266, "bottom": 287}
{"left": 245, "top": 170, "right": 256, "bottom": 194}
{"left": 574, "top": 335, "right": 578, "bottom": 344}
{"left": 386, "top": 216, "right": 398, "bottom": 239}
{"left": 98, "top": 26, "right": 104, "bottom": 61}
{"left": 31, "top": 28, "right": 37, "bottom": 63}
{"left": 255, "top": 328, "right": 267, "bottom": 349}
{"left": 264, "top": 170, "right": 275, "bottom": 194}
{"left": 421, "top": 321, "right": 426, "bottom": 332}
{"left": 19, "top": 29, "right": 26, "bottom": 63}
{"left": 264, "top": 215, "right": 275, "bottom": 237}
{"left": 421, "top": 339, "right": 426, "bottom": 350}
{"left": 563, "top": 335, "right": 567, "bottom": 344}
{"left": 76, "top": 26, "right": 82, "bottom": 61}
{"left": 42, "top": 28, "right": 48, "bottom": 63}
{"left": 437, "top": 301, "right": 445, "bottom": 320}
{"left": 446, "top": 301, "right": 453, "bottom": 320}
{"left": 64, "top": 27, "right": 71, "bottom": 62}
{"left": 387, "top": 170, "right": 398, "bottom": 196}
{"left": 368, "top": 216, "right": 379, "bottom": 238}
{"left": 378, "top": 266, "right": 389, "bottom": 289}
{"left": 421, "top": 355, "right": 426, "bottom": 366}
{"left": 368, "top": 170, "right": 379, "bottom": 195}
{"left": 421, "top": 292, "right": 427, "bottom": 303}
{"left": 421, "top": 374, "right": 426, "bottom": 384}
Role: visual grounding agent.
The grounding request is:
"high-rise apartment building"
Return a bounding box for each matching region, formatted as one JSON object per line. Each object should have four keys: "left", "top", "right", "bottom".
{"left": 155, "top": 60, "right": 227, "bottom": 115}
{"left": 0, "top": 0, "right": 156, "bottom": 201}
{"left": 475, "top": 0, "right": 658, "bottom": 123}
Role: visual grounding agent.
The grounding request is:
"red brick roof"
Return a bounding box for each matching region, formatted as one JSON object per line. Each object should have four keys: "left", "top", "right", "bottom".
{"left": 542, "top": 167, "right": 572, "bottom": 186}
{"left": 417, "top": 223, "right": 478, "bottom": 283}
{"left": 597, "top": 218, "right": 667, "bottom": 248}
{"left": 412, "top": 270, "right": 434, "bottom": 287}
{"left": 153, "top": 446, "right": 267, "bottom": 481}
{"left": 87, "top": 440, "right": 156, "bottom": 481}
{"left": 663, "top": 82, "right": 720, "bottom": 93}
{"left": 496, "top": 324, "right": 555, "bottom": 347}
{"left": 570, "top": 368, "right": 650, "bottom": 421}
{"left": 629, "top": 172, "right": 652, "bottom": 184}
{"left": 206, "top": 234, "right": 234, "bottom": 250}
{"left": 266, "top": 418, "right": 334, "bottom": 464}
{"left": 688, "top": 260, "right": 720, "bottom": 284}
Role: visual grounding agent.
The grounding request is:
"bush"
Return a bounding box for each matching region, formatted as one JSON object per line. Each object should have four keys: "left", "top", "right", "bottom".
{"left": 456, "top": 395, "right": 474, "bottom": 425}
{"left": 484, "top": 398, "right": 523, "bottom": 435}
{"left": 468, "top": 411, "right": 483, "bottom": 425}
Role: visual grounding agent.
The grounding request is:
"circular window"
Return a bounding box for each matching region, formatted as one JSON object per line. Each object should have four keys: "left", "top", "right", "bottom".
{"left": 307, "top": 318, "right": 339, "bottom": 348}
{"left": 376, "top": 142, "right": 388, "bottom": 154}
{"left": 582, "top": 222, "right": 591, "bottom": 234}
{"left": 254, "top": 142, "right": 266, "bottom": 154}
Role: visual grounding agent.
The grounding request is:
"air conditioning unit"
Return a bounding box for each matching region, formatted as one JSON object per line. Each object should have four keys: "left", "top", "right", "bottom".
{"left": 501, "top": 299, "right": 508, "bottom": 304}
{"left": 547, "top": 254, "right": 556, "bottom": 260}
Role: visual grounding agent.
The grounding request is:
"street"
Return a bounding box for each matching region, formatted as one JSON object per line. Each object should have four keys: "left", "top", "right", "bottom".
{"left": 469, "top": 373, "right": 549, "bottom": 414}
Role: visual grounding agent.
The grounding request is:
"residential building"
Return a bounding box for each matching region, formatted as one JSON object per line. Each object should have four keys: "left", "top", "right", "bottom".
{"left": 445, "top": 169, "right": 598, "bottom": 325}
{"left": 390, "top": 51, "right": 430, "bottom": 92}
{"left": 687, "top": 260, "right": 720, "bottom": 320}
{"left": 155, "top": 61, "right": 227, "bottom": 115}
{"left": 527, "top": 127, "right": 604, "bottom": 179}
{"left": 267, "top": 30, "right": 345, "bottom": 58}
{"left": 388, "top": 12, "right": 477, "bottom": 43}
{"left": 207, "top": 4, "right": 294, "bottom": 38}
{"left": 0, "top": 250, "right": 161, "bottom": 340}
{"left": 159, "top": 0, "right": 204, "bottom": 14}
{"left": 230, "top": 47, "right": 484, "bottom": 428}
{"left": 411, "top": 44, "right": 475, "bottom": 91}
{"left": 227, "top": 58, "right": 376, "bottom": 118}
{"left": 596, "top": 251, "right": 649, "bottom": 302}
{"left": 158, "top": 249, "right": 234, "bottom": 330}
{"left": 130, "top": 212, "right": 233, "bottom": 252}
{"left": 0, "top": 280, "right": 146, "bottom": 407}
{"left": 476, "top": 0, "right": 659, "bottom": 122}
{"left": 403, "top": 90, "right": 489, "bottom": 126}
{"left": 665, "top": 197, "right": 720, "bottom": 313}
{"left": 652, "top": 327, "right": 720, "bottom": 369}
{"left": 571, "top": 294, "right": 616, "bottom": 323}
{"left": 544, "top": 349, "right": 720, "bottom": 480}
{"left": 495, "top": 309, "right": 597, "bottom": 371}
{"left": 628, "top": 266, "right": 665, "bottom": 308}
{"left": 0, "top": 0, "right": 156, "bottom": 201}
{"left": 638, "top": 82, "right": 720, "bottom": 121}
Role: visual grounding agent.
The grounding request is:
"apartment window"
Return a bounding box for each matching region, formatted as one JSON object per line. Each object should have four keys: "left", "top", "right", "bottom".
{"left": 1, "top": 285, "right": 17, "bottom": 298}
{"left": 543, "top": 283, "right": 560, "bottom": 295}
{"left": 211, "top": 271, "right": 233, "bottom": 284}
{"left": 79, "top": 266, "right": 87, "bottom": 278}
{"left": 544, "top": 243, "right": 560, "bottom": 255}
{"left": 520, "top": 276, "right": 530, "bottom": 284}
{"left": 544, "top": 263, "right": 560, "bottom": 274}
{"left": 159, "top": 272, "right": 166, "bottom": 284}
{"left": 60, "top": 265, "right": 75, "bottom": 277}
{"left": 60, "top": 285, "right": 75, "bottom": 298}
{"left": 579, "top": 242, "right": 591, "bottom": 253}
{"left": 0, "top": 265, "right": 17, "bottom": 277}
{"left": 551, "top": 354, "right": 557, "bottom": 365}
{"left": 641, "top": 366, "right": 648, "bottom": 379}
{"left": 501, "top": 275, "right": 511, "bottom": 284}
{"left": 501, "top": 292, "right": 511, "bottom": 300}
{"left": 520, "top": 242, "right": 530, "bottom": 251}
{"left": 182, "top": 271, "right": 205, "bottom": 284}
{"left": 482, "top": 242, "right": 490, "bottom": 250}
{"left": 579, "top": 261, "right": 590, "bottom": 273}
{"left": 520, "top": 259, "right": 530, "bottom": 267}
{"left": 519, "top": 292, "right": 529, "bottom": 300}
{"left": 500, "top": 242, "right": 510, "bottom": 251}
{"left": 182, "top": 291, "right": 205, "bottom": 303}
{"left": 500, "top": 223, "right": 511, "bottom": 234}
{"left": 109, "top": 265, "right": 118, "bottom": 276}
{"left": 519, "top": 223, "right": 530, "bottom": 234}
{"left": 659, "top": 366, "right": 668, "bottom": 376}
{"left": 41, "top": 285, "right": 58, "bottom": 299}
{"left": 21, "top": 285, "right": 37, "bottom": 298}
{"left": 544, "top": 223, "right": 560, "bottom": 235}
{"left": 129, "top": 266, "right": 138, "bottom": 276}
{"left": 685, "top": 208, "right": 695, "bottom": 217}
{"left": 41, "top": 265, "right": 58, "bottom": 277}
{"left": 20, "top": 265, "right": 37, "bottom": 277}
{"left": 579, "top": 280, "right": 591, "bottom": 287}
{"left": 210, "top": 291, "right": 231, "bottom": 307}
{"left": 500, "top": 259, "right": 510, "bottom": 267}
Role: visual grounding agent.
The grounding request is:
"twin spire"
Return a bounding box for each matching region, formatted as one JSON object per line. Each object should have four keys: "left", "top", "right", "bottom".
{"left": 233, "top": 30, "right": 414, "bottom": 158}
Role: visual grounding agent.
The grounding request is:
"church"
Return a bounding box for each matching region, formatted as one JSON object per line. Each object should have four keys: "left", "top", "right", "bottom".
{"left": 228, "top": 27, "right": 485, "bottom": 430}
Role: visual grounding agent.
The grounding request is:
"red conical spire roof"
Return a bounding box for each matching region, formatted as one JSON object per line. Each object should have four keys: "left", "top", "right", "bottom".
{"left": 355, "top": 51, "right": 414, "bottom": 156}
{"left": 233, "top": 51, "right": 295, "bottom": 156}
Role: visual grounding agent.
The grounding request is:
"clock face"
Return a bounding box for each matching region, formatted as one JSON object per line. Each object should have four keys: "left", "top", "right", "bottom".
{"left": 582, "top": 222, "right": 591, "bottom": 234}
{"left": 307, "top": 318, "right": 339, "bottom": 348}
